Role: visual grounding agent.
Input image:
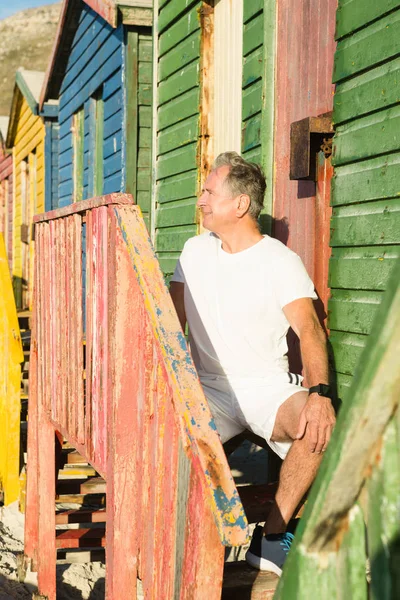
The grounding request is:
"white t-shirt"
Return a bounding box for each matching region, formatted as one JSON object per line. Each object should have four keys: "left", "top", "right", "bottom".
{"left": 171, "top": 232, "right": 317, "bottom": 380}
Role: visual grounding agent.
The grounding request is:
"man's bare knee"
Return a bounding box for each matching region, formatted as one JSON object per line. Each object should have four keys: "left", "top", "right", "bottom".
{"left": 271, "top": 391, "right": 308, "bottom": 442}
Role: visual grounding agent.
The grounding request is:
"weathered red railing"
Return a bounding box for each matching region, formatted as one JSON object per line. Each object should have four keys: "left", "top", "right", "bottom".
{"left": 25, "top": 194, "right": 248, "bottom": 599}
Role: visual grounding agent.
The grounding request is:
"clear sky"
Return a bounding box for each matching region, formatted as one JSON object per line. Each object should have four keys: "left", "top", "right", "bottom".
{"left": 0, "top": 0, "right": 59, "bottom": 21}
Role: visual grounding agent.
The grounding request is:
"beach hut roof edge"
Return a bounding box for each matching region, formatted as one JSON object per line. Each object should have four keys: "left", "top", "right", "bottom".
{"left": 0, "top": 117, "right": 9, "bottom": 146}
{"left": 39, "top": 0, "right": 153, "bottom": 110}
{"left": 6, "top": 69, "right": 45, "bottom": 148}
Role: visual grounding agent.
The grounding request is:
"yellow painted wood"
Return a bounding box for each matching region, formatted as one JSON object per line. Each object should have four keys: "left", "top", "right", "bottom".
{"left": 11, "top": 94, "right": 45, "bottom": 309}
{"left": 0, "top": 233, "right": 23, "bottom": 505}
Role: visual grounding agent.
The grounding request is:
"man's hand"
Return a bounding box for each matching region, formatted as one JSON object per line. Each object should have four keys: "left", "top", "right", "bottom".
{"left": 296, "top": 395, "right": 336, "bottom": 453}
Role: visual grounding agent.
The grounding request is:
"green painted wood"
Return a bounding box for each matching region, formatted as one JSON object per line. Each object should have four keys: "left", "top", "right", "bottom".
{"left": 157, "top": 170, "right": 197, "bottom": 204}
{"left": 333, "top": 57, "right": 400, "bottom": 126}
{"left": 242, "top": 146, "right": 262, "bottom": 164}
{"left": 74, "top": 107, "right": 84, "bottom": 202}
{"left": 159, "top": 30, "right": 201, "bottom": 81}
{"left": 367, "top": 416, "right": 400, "bottom": 600}
{"left": 125, "top": 29, "right": 139, "bottom": 206}
{"left": 157, "top": 252, "right": 182, "bottom": 280}
{"left": 155, "top": 224, "right": 197, "bottom": 252}
{"left": 328, "top": 289, "right": 382, "bottom": 335}
{"left": 243, "top": 47, "right": 263, "bottom": 88}
{"left": 276, "top": 259, "right": 400, "bottom": 598}
{"left": 94, "top": 93, "right": 104, "bottom": 196}
{"left": 329, "top": 246, "right": 400, "bottom": 290}
{"left": 156, "top": 144, "right": 197, "bottom": 181}
{"left": 159, "top": 4, "right": 199, "bottom": 57}
{"left": 243, "top": 12, "right": 264, "bottom": 56}
{"left": 137, "top": 168, "right": 151, "bottom": 191}
{"left": 155, "top": 198, "right": 196, "bottom": 228}
{"left": 139, "top": 106, "right": 152, "bottom": 129}
{"left": 335, "top": 0, "right": 400, "bottom": 40}
{"left": 138, "top": 62, "right": 152, "bottom": 85}
{"left": 333, "top": 104, "right": 400, "bottom": 167}
{"left": 158, "top": 0, "right": 200, "bottom": 34}
{"left": 138, "top": 38, "right": 152, "bottom": 62}
{"left": 138, "top": 83, "right": 152, "bottom": 106}
{"left": 139, "top": 127, "right": 151, "bottom": 149}
{"left": 157, "top": 115, "right": 198, "bottom": 155}
{"left": 242, "top": 113, "right": 262, "bottom": 154}
{"left": 158, "top": 62, "right": 199, "bottom": 106}
{"left": 329, "top": 331, "right": 367, "bottom": 376}
{"left": 333, "top": 9, "right": 400, "bottom": 83}
{"left": 336, "top": 372, "right": 353, "bottom": 401}
{"left": 244, "top": 0, "right": 263, "bottom": 24}
{"left": 158, "top": 88, "right": 199, "bottom": 131}
{"left": 138, "top": 147, "right": 151, "bottom": 168}
{"left": 154, "top": 1, "right": 201, "bottom": 275}
{"left": 242, "top": 80, "right": 263, "bottom": 121}
{"left": 136, "top": 190, "right": 151, "bottom": 212}
{"left": 330, "top": 199, "right": 400, "bottom": 246}
{"left": 331, "top": 153, "right": 400, "bottom": 206}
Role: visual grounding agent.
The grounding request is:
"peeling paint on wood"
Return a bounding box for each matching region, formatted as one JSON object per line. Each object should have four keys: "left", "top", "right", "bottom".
{"left": 25, "top": 196, "right": 247, "bottom": 599}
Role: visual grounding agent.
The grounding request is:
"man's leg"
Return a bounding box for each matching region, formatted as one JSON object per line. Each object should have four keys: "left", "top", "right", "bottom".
{"left": 263, "top": 391, "right": 323, "bottom": 535}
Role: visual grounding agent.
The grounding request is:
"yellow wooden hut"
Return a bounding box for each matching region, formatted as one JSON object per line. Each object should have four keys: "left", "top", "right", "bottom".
{"left": 6, "top": 68, "right": 46, "bottom": 310}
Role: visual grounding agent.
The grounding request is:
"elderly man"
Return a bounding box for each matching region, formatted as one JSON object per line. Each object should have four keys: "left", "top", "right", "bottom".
{"left": 170, "top": 152, "right": 336, "bottom": 575}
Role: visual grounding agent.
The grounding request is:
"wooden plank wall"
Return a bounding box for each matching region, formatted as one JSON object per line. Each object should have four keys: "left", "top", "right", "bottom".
{"left": 241, "top": 0, "right": 264, "bottom": 165}
{"left": 12, "top": 95, "right": 45, "bottom": 309}
{"left": 45, "top": 121, "right": 59, "bottom": 212}
{"left": 329, "top": 0, "right": 400, "bottom": 400}
{"left": 136, "top": 32, "right": 152, "bottom": 229}
{"left": 275, "top": 252, "right": 400, "bottom": 599}
{"left": 153, "top": 0, "right": 202, "bottom": 278}
{"left": 272, "top": 0, "right": 336, "bottom": 273}
{"left": 0, "top": 153, "right": 13, "bottom": 268}
{"left": 57, "top": 4, "right": 124, "bottom": 206}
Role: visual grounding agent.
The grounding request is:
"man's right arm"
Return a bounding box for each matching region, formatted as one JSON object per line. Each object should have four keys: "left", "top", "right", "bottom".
{"left": 169, "top": 281, "right": 186, "bottom": 331}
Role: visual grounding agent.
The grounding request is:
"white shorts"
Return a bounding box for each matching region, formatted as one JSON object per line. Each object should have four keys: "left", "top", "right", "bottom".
{"left": 200, "top": 372, "right": 307, "bottom": 460}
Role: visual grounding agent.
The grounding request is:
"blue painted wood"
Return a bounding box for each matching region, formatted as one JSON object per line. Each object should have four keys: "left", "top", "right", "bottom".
{"left": 103, "top": 110, "right": 123, "bottom": 139}
{"left": 57, "top": 4, "right": 125, "bottom": 205}
{"left": 102, "top": 172, "right": 122, "bottom": 194}
{"left": 103, "top": 151, "right": 121, "bottom": 178}
{"left": 104, "top": 134, "right": 121, "bottom": 159}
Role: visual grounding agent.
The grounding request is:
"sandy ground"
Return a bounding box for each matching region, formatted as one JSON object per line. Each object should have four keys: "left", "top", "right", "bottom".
{"left": 0, "top": 441, "right": 267, "bottom": 599}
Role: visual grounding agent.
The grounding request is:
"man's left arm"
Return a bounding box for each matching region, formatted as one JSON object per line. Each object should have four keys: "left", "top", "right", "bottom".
{"left": 283, "top": 298, "right": 336, "bottom": 454}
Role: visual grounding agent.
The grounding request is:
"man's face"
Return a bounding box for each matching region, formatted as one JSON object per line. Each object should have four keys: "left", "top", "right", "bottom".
{"left": 197, "top": 166, "right": 238, "bottom": 233}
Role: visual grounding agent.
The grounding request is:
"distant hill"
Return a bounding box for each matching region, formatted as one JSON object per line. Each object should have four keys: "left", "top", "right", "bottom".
{"left": 0, "top": 3, "right": 61, "bottom": 117}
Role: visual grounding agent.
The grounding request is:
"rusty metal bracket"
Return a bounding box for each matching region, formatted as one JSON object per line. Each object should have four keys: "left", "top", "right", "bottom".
{"left": 290, "top": 113, "right": 333, "bottom": 180}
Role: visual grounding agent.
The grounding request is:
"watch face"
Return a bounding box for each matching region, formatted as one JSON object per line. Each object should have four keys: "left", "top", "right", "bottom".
{"left": 319, "top": 384, "right": 332, "bottom": 398}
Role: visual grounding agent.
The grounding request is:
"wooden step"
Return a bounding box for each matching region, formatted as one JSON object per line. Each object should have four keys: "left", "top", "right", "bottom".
{"left": 58, "top": 465, "right": 97, "bottom": 479}
{"left": 57, "top": 548, "right": 105, "bottom": 563}
{"left": 56, "top": 527, "right": 106, "bottom": 549}
{"left": 55, "top": 494, "right": 106, "bottom": 507}
{"left": 56, "top": 477, "right": 105, "bottom": 496}
{"left": 64, "top": 450, "right": 88, "bottom": 465}
{"left": 55, "top": 508, "right": 106, "bottom": 525}
{"left": 222, "top": 562, "right": 278, "bottom": 599}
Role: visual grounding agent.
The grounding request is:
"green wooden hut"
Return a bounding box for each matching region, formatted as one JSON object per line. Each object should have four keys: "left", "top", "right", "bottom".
{"left": 328, "top": 0, "right": 400, "bottom": 399}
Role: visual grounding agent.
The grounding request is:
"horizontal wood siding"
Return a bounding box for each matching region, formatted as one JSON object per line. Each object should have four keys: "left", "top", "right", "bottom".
{"left": 241, "top": 0, "right": 263, "bottom": 164}
{"left": 154, "top": 0, "right": 202, "bottom": 278}
{"left": 45, "top": 121, "right": 59, "bottom": 211}
{"left": 137, "top": 32, "right": 152, "bottom": 229}
{"left": 58, "top": 4, "right": 124, "bottom": 207}
{"left": 12, "top": 95, "right": 45, "bottom": 309}
{"left": 330, "top": 1, "right": 400, "bottom": 399}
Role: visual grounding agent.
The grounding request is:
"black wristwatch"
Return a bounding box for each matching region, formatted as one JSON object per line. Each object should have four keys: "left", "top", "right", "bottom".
{"left": 308, "top": 384, "right": 333, "bottom": 399}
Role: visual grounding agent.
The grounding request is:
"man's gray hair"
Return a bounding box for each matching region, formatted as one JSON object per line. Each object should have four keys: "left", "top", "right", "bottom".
{"left": 212, "top": 151, "right": 266, "bottom": 220}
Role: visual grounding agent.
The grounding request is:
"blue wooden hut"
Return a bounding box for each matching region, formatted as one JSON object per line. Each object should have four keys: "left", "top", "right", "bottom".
{"left": 40, "top": 0, "right": 153, "bottom": 227}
